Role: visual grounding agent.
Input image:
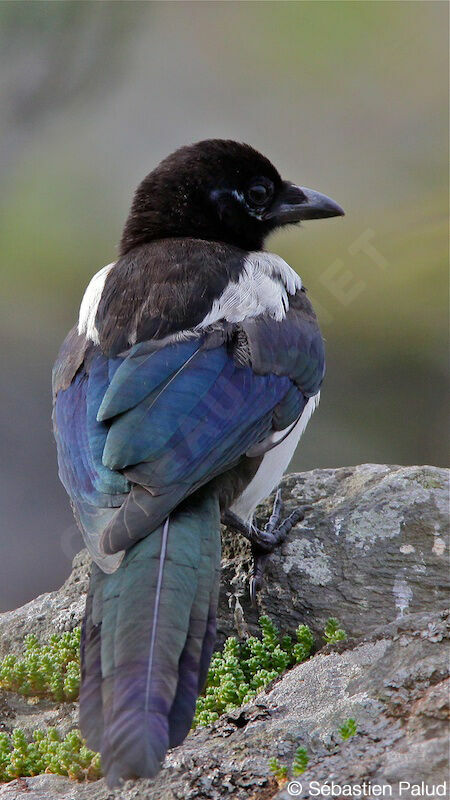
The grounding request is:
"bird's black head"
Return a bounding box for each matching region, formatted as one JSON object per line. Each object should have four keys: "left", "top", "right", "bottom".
{"left": 120, "top": 139, "right": 344, "bottom": 254}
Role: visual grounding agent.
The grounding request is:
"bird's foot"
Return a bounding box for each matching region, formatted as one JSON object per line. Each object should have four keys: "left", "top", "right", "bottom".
{"left": 222, "top": 490, "right": 310, "bottom": 606}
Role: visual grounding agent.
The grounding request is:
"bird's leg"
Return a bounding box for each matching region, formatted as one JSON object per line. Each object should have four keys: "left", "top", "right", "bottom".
{"left": 222, "top": 490, "right": 309, "bottom": 606}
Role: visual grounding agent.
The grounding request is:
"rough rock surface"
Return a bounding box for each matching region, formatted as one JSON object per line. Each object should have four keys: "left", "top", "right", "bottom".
{"left": 219, "top": 464, "right": 449, "bottom": 645}
{"left": 0, "top": 550, "right": 89, "bottom": 660}
{"left": 1, "top": 465, "right": 447, "bottom": 653}
{"left": 0, "top": 465, "right": 448, "bottom": 800}
{"left": 0, "top": 692, "right": 78, "bottom": 743}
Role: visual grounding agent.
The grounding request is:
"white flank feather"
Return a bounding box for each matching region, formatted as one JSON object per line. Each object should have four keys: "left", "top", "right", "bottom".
{"left": 78, "top": 263, "right": 115, "bottom": 343}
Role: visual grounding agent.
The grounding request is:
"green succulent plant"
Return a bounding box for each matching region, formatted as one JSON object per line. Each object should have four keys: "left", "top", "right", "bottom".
{"left": 0, "top": 728, "right": 101, "bottom": 783}
{"left": 0, "top": 612, "right": 349, "bottom": 781}
{"left": 268, "top": 744, "right": 309, "bottom": 784}
{"left": 193, "top": 615, "right": 315, "bottom": 727}
{"left": 323, "top": 617, "right": 347, "bottom": 645}
{"left": 268, "top": 756, "right": 288, "bottom": 782}
{"left": 292, "top": 745, "right": 309, "bottom": 775}
{"left": 0, "top": 629, "right": 81, "bottom": 702}
{"left": 339, "top": 718, "right": 358, "bottom": 740}
{"left": 267, "top": 715, "right": 359, "bottom": 783}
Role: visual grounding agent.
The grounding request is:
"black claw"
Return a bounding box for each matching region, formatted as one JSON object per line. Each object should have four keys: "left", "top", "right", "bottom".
{"left": 273, "top": 507, "right": 305, "bottom": 543}
{"left": 223, "top": 495, "right": 312, "bottom": 604}
{"left": 249, "top": 551, "right": 267, "bottom": 606}
{"left": 249, "top": 577, "right": 258, "bottom": 606}
{"left": 265, "top": 488, "right": 283, "bottom": 533}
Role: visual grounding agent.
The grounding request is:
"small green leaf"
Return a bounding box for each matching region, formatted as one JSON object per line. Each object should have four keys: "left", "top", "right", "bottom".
{"left": 339, "top": 718, "right": 357, "bottom": 740}
{"left": 323, "top": 617, "right": 347, "bottom": 644}
{"left": 268, "top": 756, "right": 288, "bottom": 780}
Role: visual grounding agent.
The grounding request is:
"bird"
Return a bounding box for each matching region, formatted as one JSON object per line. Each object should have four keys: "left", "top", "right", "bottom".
{"left": 52, "top": 139, "right": 344, "bottom": 786}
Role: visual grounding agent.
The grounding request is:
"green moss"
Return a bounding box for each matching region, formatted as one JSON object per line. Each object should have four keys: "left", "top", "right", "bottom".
{"left": 417, "top": 476, "right": 444, "bottom": 490}
{"left": 0, "top": 728, "right": 101, "bottom": 783}
{"left": 0, "top": 630, "right": 81, "bottom": 702}
{"left": 193, "top": 615, "right": 315, "bottom": 727}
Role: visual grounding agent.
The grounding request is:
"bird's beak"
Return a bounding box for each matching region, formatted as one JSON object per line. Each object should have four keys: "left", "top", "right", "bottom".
{"left": 266, "top": 181, "right": 345, "bottom": 223}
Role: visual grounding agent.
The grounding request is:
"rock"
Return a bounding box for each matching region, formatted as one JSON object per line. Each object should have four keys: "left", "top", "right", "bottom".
{"left": 0, "top": 464, "right": 448, "bottom": 799}
{"left": 0, "top": 609, "right": 448, "bottom": 799}
{"left": 219, "top": 464, "right": 449, "bottom": 644}
{"left": 0, "top": 550, "right": 89, "bottom": 659}
{"left": 0, "top": 691, "right": 78, "bottom": 740}
{"left": 2, "top": 465, "right": 447, "bottom": 655}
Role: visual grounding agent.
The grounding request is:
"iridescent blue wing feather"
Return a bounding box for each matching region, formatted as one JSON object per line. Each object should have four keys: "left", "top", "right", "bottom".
{"left": 52, "top": 293, "right": 325, "bottom": 786}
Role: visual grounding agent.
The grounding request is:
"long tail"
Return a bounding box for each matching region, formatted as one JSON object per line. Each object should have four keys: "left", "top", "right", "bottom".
{"left": 79, "top": 491, "right": 221, "bottom": 787}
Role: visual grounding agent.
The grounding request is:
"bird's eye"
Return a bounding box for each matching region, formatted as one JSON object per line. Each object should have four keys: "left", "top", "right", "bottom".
{"left": 246, "top": 181, "right": 273, "bottom": 208}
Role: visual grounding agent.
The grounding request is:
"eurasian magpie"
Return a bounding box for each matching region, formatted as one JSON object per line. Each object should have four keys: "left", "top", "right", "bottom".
{"left": 52, "top": 139, "right": 344, "bottom": 786}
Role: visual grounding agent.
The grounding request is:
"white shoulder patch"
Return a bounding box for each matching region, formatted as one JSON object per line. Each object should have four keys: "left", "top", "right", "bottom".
{"left": 78, "top": 263, "right": 115, "bottom": 343}
{"left": 249, "top": 251, "right": 302, "bottom": 296}
{"left": 198, "top": 251, "right": 302, "bottom": 329}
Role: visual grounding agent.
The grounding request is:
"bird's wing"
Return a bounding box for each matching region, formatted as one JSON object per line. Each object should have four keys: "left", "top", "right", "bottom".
{"left": 53, "top": 289, "right": 324, "bottom": 566}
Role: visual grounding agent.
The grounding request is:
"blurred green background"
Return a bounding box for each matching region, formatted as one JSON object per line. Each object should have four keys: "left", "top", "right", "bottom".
{"left": 0, "top": 1, "right": 448, "bottom": 610}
